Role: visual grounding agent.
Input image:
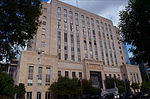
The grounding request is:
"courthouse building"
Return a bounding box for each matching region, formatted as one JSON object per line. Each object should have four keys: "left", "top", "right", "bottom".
{"left": 15, "top": 0, "right": 142, "bottom": 99}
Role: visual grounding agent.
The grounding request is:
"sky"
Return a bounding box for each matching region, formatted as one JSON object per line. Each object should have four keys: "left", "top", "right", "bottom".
{"left": 44, "top": 0, "right": 128, "bottom": 26}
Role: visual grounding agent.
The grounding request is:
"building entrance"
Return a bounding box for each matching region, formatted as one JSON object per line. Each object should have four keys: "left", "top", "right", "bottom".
{"left": 90, "top": 71, "right": 103, "bottom": 88}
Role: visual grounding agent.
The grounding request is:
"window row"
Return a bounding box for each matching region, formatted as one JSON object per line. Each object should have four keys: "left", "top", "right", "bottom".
{"left": 58, "top": 71, "right": 82, "bottom": 79}
{"left": 28, "top": 66, "right": 50, "bottom": 86}
{"left": 27, "top": 91, "right": 50, "bottom": 99}
{"left": 130, "top": 72, "right": 140, "bottom": 83}
{"left": 105, "top": 73, "right": 120, "bottom": 80}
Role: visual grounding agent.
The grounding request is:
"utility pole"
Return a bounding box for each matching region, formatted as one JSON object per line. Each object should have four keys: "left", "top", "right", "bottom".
{"left": 35, "top": 48, "right": 43, "bottom": 99}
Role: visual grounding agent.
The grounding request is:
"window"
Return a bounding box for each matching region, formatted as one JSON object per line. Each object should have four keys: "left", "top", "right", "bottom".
{"left": 109, "top": 74, "right": 111, "bottom": 78}
{"left": 57, "top": 7, "right": 61, "bottom": 60}
{"left": 64, "top": 54, "right": 68, "bottom": 60}
{"left": 58, "top": 71, "right": 61, "bottom": 78}
{"left": 28, "top": 66, "right": 33, "bottom": 86}
{"left": 105, "top": 23, "right": 108, "bottom": 33}
{"left": 27, "top": 92, "right": 32, "bottom": 99}
{"left": 136, "top": 73, "right": 139, "bottom": 83}
{"left": 45, "top": 67, "right": 50, "bottom": 86}
{"left": 42, "top": 34, "right": 45, "bottom": 38}
{"left": 130, "top": 73, "right": 133, "bottom": 82}
{"left": 75, "top": 13, "right": 81, "bottom": 62}
{"left": 70, "top": 11, "right": 74, "bottom": 61}
{"left": 82, "top": 15, "right": 88, "bottom": 59}
{"left": 79, "top": 72, "right": 82, "bottom": 79}
{"left": 64, "top": 33, "right": 67, "bottom": 42}
{"left": 121, "top": 56, "right": 123, "bottom": 60}
{"left": 45, "top": 92, "right": 50, "bottom": 99}
{"left": 57, "top": 7, "right": 61, "bottom": 20}
{"left": 65, "top": 71, "right": 69, "bottom": 78}
{"left": 118, "top": 74, "right": 120, "bottom": 80}
{"left": 105, "top": 74, "right": 107, "bottom": 78}
{"left": 84, "top": 41, "right": 88, "bottom": 58}
{"left": 37, "top": 92, "right": 41, "bottom": 99}
{"left": 86, "top": 17, "right": 91, "bottom": 40}
{"left": 42, "top": 28, "right": 46, "bottom": 31}
{"left": 64, "top": 9, "right": 67, "bottom": 22}
{"left": 64, "top": 9, "right": 68, "bottom": 60}
{"left": 41, "top": 41, "right": 45, "bottom": 47}
{"left": 89, "top": 44, "right": 93, "bottom": 58}
{"left": 134, "top": 73, "right": 137, "bottom": 83}
{"left": 114, "top": 74, "right": 116, "bottom": 78}
{"left": 43, "top": 16, "right": 46, "bottom": 19}
{"left": 104, "top": 41, "right": 109, "bottom": 65}
{"left": 91, "top": 18, "right": 98, "bottom": 60}
{"left": 44, "top": 8, "right": 47, "bottom": 13}
{"left": 72, "top": 72, "right": 76, "bottom": 78}
{"left": 120, "top": 51, "right": 122, "bottom": 54}
{"left": 97, "top": 20, "right": 104, "bottom": 63}
{"left": 43, "top": 21, "right": 46, "bottom": 25}
{"left": 38, "top": 67, "right": 42, "bottom": 85}
{"left": 117, "top": 37, "right": 119, "bottom": 40}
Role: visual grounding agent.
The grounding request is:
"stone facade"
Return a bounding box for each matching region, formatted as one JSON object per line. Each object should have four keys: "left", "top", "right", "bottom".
{"left": 16, "top": 0, "right": 142, "bottom": 99}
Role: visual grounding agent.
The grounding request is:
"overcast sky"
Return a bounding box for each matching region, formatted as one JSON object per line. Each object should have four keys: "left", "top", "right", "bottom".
{"left": 46, "top": 0, "right": 128, "bottom": 26}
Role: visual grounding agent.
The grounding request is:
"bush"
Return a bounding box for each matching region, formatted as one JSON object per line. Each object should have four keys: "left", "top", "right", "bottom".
{"left": 49, "top": 77, "right": 101, "bottom": 99}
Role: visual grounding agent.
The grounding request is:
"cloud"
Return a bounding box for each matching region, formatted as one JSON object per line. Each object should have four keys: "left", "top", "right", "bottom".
{"left": 99, "top": 5, "right": 126, "bottom": 26}
{"left": 59, "top": 0, "right": 128, "bottom": 26}
{"left": 45, "top": 0, "right": 128, "bottom": 26}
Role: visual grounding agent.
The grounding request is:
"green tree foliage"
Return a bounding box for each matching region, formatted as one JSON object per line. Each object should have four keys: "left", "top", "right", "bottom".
{"left": 119, "top": 0, "right": 150, "bottom": 65}
{"left": 49, "top": 77, "right": 101, "bottom": 99}
{"left": 131, "top": 83, "right": 140, "bottom": 92}
{"left": 0, "top": 71, "right": 25, "bottom": 98}
{"left": 49, "top": 77, "right": 81, "bottom": 99}
{"left": 82, "top": 79, "right": 101, "bottom": 95}
{"left": 118, "top": 86, "right": 126, "bottom": 94}
{"left": 0, "top": 0, "right": 42, "bottom": 62}
{"left": 104, "top": 77, "right": 131, "bottom": 94}
{"left": 0, "top": 71, "right": 15, "bottom": 97}
{"left": 104, "top": 77, "right": 115, "bottom": 89}
{"left": 141, "top": 80, "right": 150, "bottom": 92}
{"left": 15, "top": 83, "right": 26, "bottom": 98}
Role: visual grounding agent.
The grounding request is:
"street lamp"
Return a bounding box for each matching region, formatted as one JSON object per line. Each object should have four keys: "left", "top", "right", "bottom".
{"left": 35, "top": 48, "right": 44, "bottom": 99}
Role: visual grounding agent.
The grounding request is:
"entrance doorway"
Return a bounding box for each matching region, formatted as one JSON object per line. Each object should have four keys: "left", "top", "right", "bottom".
{"left": 90, "top": 71, "right": 103, "bottom": 88}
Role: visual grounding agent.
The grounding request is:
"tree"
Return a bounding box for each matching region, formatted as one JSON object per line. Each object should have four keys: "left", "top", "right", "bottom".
{"left": 0, "top": 71, "right": 15, "bottom": 97}
{"left": 0, "top": 0, "right": 42, "bottom": 62}
{"left": 15, "top": 83, "right": 26, "bottom": 99}
{"left": 118, "top": 86, "right": 126, "bottom": 94}
{"left": 141, "top": 80, "right": 150, "bottom": 92}
{"left": 104, "top": 77, "right": 131, "bottom": 94}
{"left": 119, "top": 0, "right": 150, "bottom": 65}
{"left": 81, "top": 79, "right": 101, "bottom": 95}
{"left": 49, "top": 77, "right": 81, "bottom": 99}
{"left": 131, "top": 83, "right": 140, "bottom": 93}
{"left": 0, "top": 71, "right": 26, "bottom": 99}
{"left": 49, "top": 77, "right": 101, "bottom": 99}
{"left": 104, "top": 77, "right": 116, "bottom": 89}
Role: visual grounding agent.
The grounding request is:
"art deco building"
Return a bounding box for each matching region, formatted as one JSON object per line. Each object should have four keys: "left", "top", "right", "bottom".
{"left": 15, "top": 0, "right": 142, "bottom": 99}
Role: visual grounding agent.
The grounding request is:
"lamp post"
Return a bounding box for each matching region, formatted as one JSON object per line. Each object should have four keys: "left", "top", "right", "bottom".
{"left": 35, "top": 48, "right": 43, "bottom": 99}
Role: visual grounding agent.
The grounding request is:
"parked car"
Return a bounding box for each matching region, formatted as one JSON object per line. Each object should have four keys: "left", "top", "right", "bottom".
{"left": 102, "top": 93, "right": 115, "bottom": 99}
{"left": 80, "top": 94, "right": 100, "bottom": 99}
{"left": 119, "top": 93, "right": 133, "bottom": 99}
{"left": 133, "top": 92, "right": 144, "bottom": 98}
{"left": 142, "top": 90, "right": 150, "bottom": 98}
